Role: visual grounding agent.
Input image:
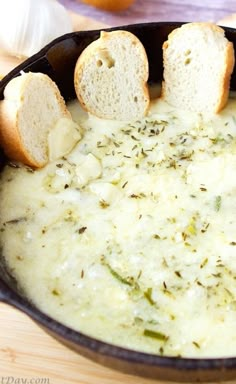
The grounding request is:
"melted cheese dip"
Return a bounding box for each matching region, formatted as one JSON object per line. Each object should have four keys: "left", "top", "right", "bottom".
{"left": 2, "top": 93, "right": 236, "bottom": 358}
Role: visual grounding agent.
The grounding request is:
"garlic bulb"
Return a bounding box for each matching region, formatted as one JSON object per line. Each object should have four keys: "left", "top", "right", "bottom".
{"left": 0, "top": 0, "right": 73, "bottom": 58}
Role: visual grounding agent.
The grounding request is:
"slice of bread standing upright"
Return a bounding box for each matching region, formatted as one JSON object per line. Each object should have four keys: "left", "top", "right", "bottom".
{"left": 74, "top": 30, "right": 150, "bottom": 121}
{"left": 162, "top": 22, "right": 235, "bottom": 114}
{"left": 0, "top": 72, "right": 72, "bottom": 168}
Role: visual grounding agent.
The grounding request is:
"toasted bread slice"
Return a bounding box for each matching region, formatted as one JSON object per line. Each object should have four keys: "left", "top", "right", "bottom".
{"left": 162, "top": 22, "right": 235, "bottom": 114}
{"left": 0, "top": 72, "right": 71, "bottom": 168}
{"left": 74, "top": 30, "right": 150, "bottom": 121}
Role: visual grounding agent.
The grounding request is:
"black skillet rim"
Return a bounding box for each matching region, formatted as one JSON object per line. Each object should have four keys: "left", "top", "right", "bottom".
{"left": 0, "top": 21, "right": 236, "bottom": 376}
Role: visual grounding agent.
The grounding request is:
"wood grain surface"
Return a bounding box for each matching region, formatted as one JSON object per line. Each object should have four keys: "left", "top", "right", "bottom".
{"left": 1, "top": 2, "right": 236, "bottom": 384}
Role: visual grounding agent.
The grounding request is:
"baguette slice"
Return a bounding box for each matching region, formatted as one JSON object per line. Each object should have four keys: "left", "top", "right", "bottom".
{"left": 74, "top": 30, "right": 150, "bottom": 121}
{"left": 162, "top": 22, "right": 235, "bottom": 114}
{"left": 0, "top": 72, "right": 71, "bottom": 168}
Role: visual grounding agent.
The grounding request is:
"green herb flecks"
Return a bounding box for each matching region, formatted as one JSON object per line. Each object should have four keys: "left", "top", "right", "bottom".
{"left": 51, "top": 289, "right": 60, "bottom": 296}
{"left": 200, "top": 258, "right": 208, "bottom": 269}
{"left": 214, "top": 195, "right": 222, "bottom": 212}
{"left": 104, "top": 262, "right": 133, "bottom": 286}
{"left": 174, "top": 270, "right": 182, "bottom": 278}
{"left": 144, "top": 288, "right": 155, "bottom": 305}
{"left": 101, "top": 256, "right": 158, "bottom": 307}
{"left": 186, "top": 216, "right": 197, "bottom": 236}
{"left": 77, "top": 226, "right": 87, "bottom": 234}
{"left": 99, "top": 200, "right": 110, "bottom": 209}
{"left": 210, "top": 135, "right": 226, "bottom": 145}
{"left": 192, "top": 341, "right": 201, "bottom": 349}
{"left": 143, "top": 329, "right": 169, "bottom": 341}
{"left": 4, "top": 217, "right": 27, "bottom": 225}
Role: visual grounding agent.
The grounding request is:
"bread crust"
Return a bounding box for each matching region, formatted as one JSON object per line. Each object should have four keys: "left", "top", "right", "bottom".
{"left": 0, "top": 72, "right": 71, "bottom": 168}
{"left": 161, "top": 22, "right": 235, "bottom": 114}
{"left": 216, "top": 40, "right": 235, "bottom": 112}
{"left": 217, "top": 16, "right": 236, "bottom": 110}
{"left": 0, "top": 100, "right": 37, "bottom": 167}
{"left": 74, "top": 30, "right": 150, "bottom": 120}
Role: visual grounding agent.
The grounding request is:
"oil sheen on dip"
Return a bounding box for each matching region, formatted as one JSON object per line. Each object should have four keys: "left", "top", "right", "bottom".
{"left": 1, "top": 91, "right": 236, "bottom": 358}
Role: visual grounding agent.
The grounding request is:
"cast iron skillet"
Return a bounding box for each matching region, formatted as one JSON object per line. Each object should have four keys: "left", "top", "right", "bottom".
{"left": 1, "top": 22, "right": 236, "bottom": 383}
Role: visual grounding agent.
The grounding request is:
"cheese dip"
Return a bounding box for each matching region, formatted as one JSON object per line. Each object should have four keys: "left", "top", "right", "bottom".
{"left": 1, "top": 93, "right": 236, "bottom": 358}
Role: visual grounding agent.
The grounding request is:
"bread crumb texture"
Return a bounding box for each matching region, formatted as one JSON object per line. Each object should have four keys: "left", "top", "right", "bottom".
{"left": 74, "top": 30, "right": 150, "bottom": 121}
{"left": 0, "top": 72, "right": 71, "bottom": 168}
{"left": 162, "top": 22, "right": 235, "bottom": 114}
